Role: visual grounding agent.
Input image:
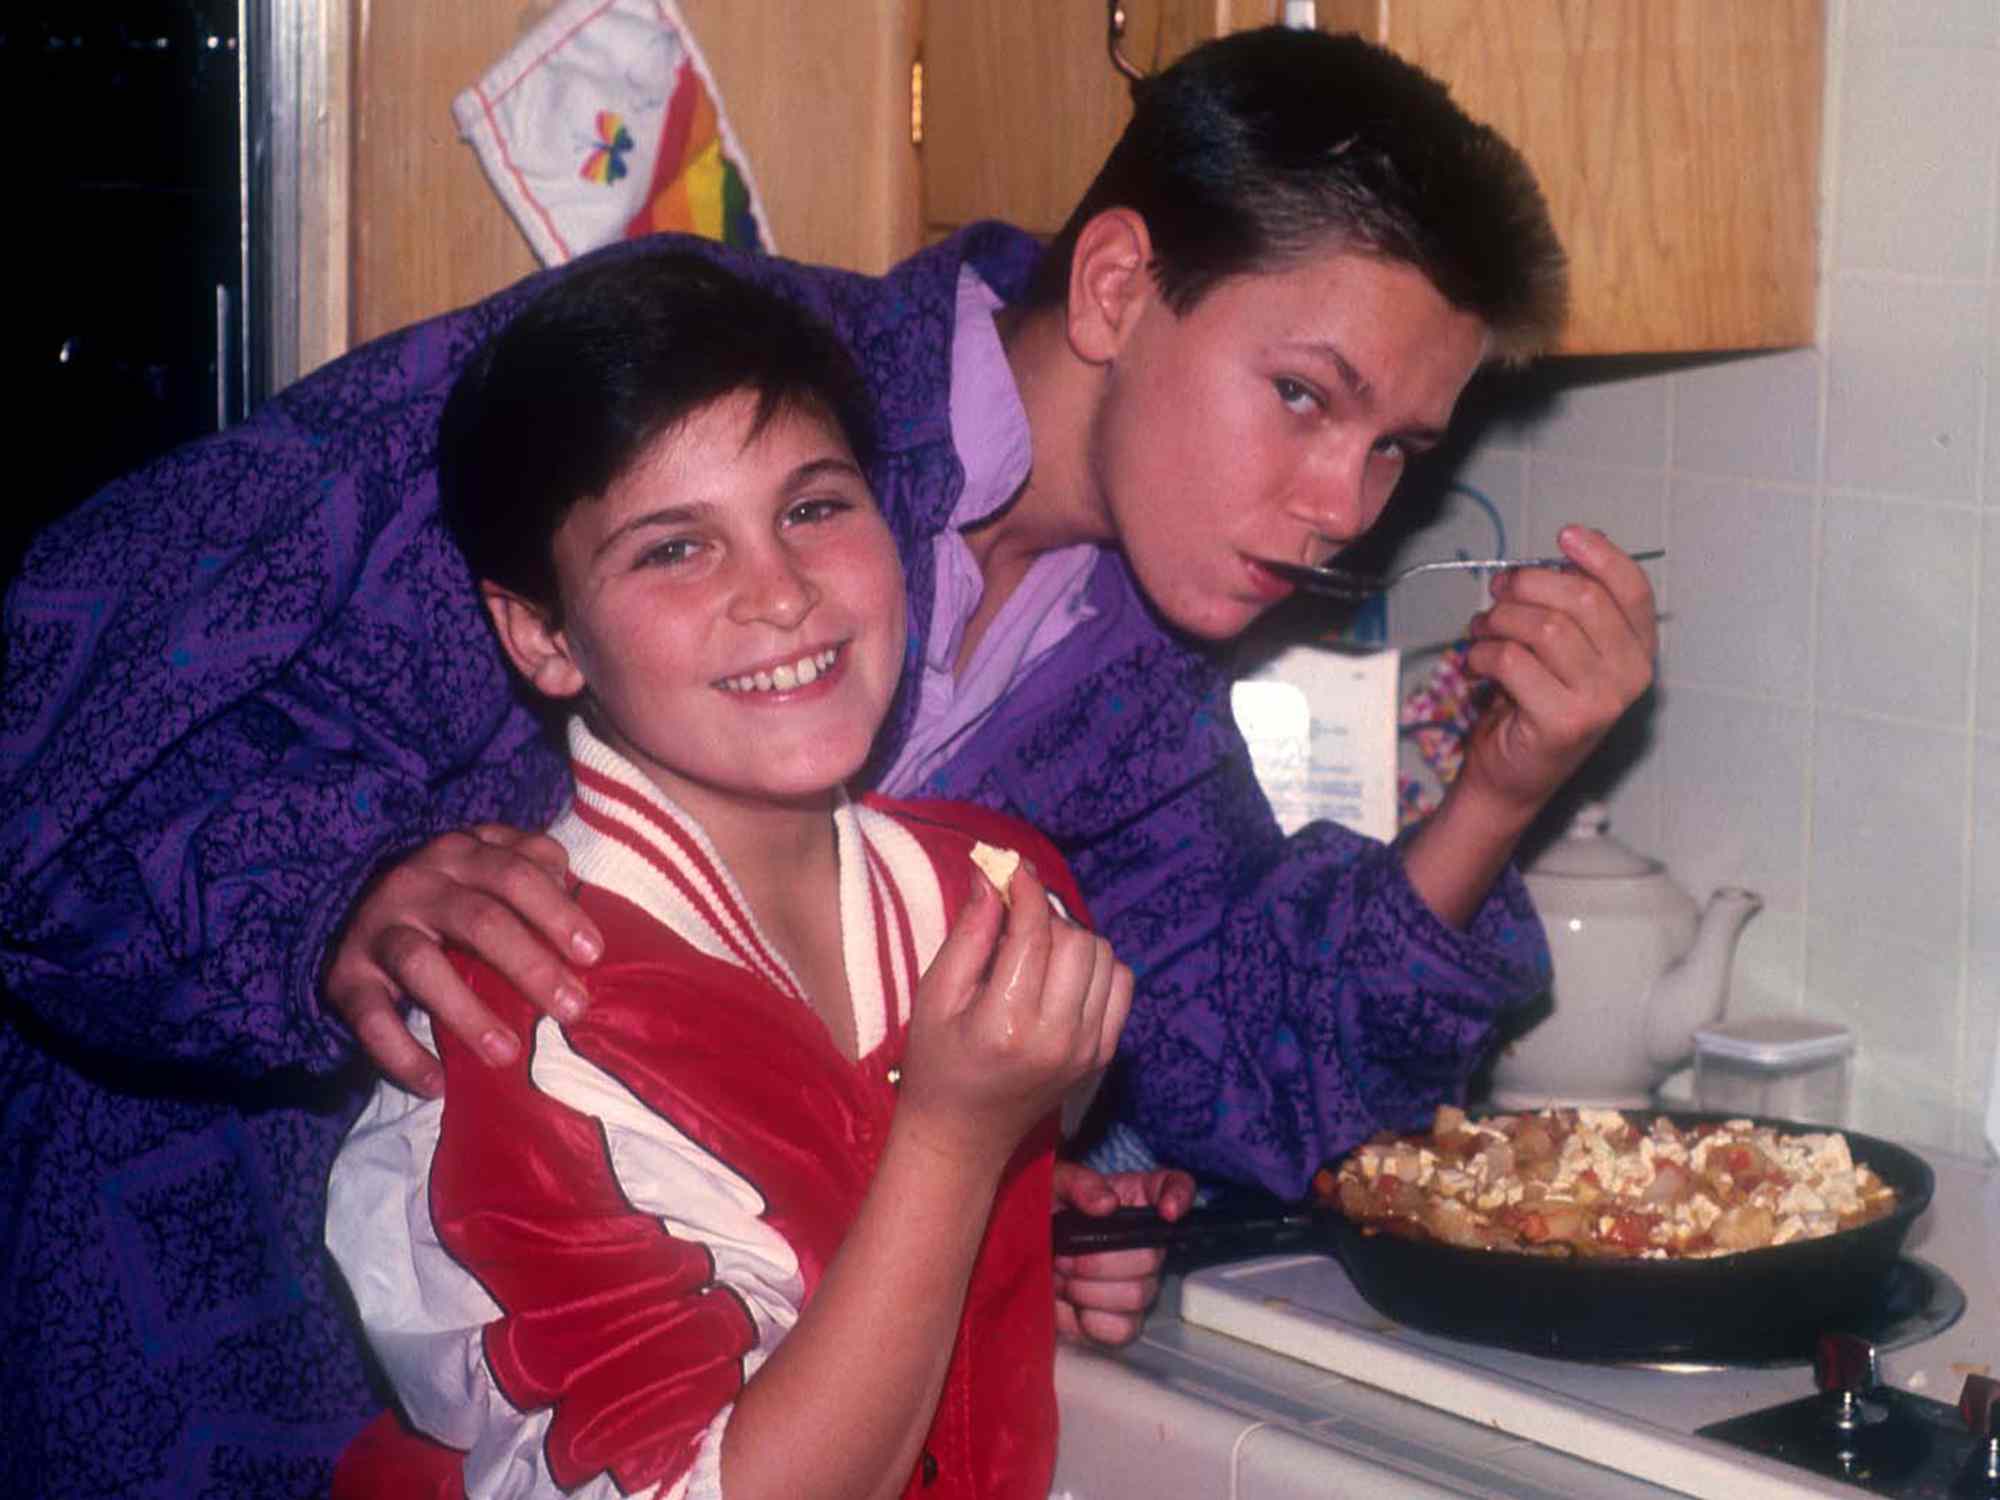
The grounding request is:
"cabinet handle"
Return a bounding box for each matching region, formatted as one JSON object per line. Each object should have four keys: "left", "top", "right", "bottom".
{"left": 1106, "top": 2, "right": 1144, "bottom": 83}
{"left": 1107, "top": 1, "right": 1319, "bottom": 85}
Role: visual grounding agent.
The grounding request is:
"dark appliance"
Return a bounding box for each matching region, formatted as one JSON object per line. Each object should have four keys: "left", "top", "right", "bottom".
{"left": 5, "top": 0, "right": 247, "bottom": 584}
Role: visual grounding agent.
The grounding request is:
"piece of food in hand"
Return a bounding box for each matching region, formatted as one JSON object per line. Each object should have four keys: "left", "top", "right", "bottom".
{"left": 1318, "top": 1104, "right": 1897, "bottom": 1259}
{"left": 969, "top": 841, "right": 1021, "bottom": 904}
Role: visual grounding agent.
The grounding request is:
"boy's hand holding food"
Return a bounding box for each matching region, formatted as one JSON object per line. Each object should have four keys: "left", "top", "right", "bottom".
{"left": 897, "top": 862, "right": 1132, "bottom": 1173}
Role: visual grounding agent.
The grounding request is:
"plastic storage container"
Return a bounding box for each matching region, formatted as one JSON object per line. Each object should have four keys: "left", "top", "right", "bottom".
{"left": 1692, "top": 1016, "right": 1854, "bottom": 1124}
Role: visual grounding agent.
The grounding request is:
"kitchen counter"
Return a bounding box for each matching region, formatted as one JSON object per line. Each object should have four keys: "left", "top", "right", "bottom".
{"left": 1052, "top": 1146, "right": 2000, "bottom": 1499}
{"left": 1053, "top": 1287, "right": 1697, "bottom": 1499}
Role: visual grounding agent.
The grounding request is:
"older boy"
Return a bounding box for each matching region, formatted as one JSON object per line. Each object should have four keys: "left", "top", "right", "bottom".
{"left": 0, "top": 28, "right": 1649, "bottom": 1495}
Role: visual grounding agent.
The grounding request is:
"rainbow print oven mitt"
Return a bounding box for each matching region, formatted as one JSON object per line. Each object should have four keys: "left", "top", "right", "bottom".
{"left": 452, "top": 0, "right": 773, "bottom": 266}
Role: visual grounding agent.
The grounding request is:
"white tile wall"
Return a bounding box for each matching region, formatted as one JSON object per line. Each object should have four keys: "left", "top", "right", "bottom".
{"left": 1807, "top": 711, "right": 1966, "bottom": 950}
{"left": 1984, "top": 510, "right": 2000, "bottom": 736}
{"left": 1664, "top": 477, "right": 1813, "bottom": 699}
{"left": 1824, "top": 279, "right": 1987, "bottom": 501}
{"left": 1816, "top": 496, "right": 1978, "bottom": 722}
{"left": 1669, "top": 349, "right": 1822, "bottom": 485}
{"left": 1832, "top": 46, "right": 1994, "bottom": 279}
{"left": 1385, "top": 0, "right": 2000, "bottom": 1157}
{"left": 1846, "top": 0, "right": 1998, "bottom": 48}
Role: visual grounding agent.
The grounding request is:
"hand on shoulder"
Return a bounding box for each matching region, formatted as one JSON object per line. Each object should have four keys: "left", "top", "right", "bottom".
{"left": 323, "top": 823, "right": 601, "bottom": 1095}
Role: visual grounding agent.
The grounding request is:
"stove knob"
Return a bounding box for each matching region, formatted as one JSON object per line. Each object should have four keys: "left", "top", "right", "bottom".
{"left": 1814, "top": 1332, "right": 1886, "bottom": 1435}
{"left": 1964, "top": 1375, "right": 2000, "bottom": 1434}
{"left": 1957, "top": 1374, "right": 2000, "bottom": 1498}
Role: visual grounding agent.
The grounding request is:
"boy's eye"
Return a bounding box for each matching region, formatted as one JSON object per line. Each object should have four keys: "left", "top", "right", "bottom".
{"left": 1372, "top": 432, "right": 1436, "bottom": 465}
{"left": 785, "top": 496, "right": 854, "bottom": 527}
{"left": 638, "top": 536, "right": 702, "bottom": 568}
{"left": 1274, "top": 377, "right": 1321, "bottom": 414}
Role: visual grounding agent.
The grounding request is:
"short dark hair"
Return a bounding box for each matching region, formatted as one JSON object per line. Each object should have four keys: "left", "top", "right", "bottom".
{"left": 1027, "top": 27, "right": 1567, "bottom": 363}
{"left": 439, "top": 248, "right": 877, "bottom": 614}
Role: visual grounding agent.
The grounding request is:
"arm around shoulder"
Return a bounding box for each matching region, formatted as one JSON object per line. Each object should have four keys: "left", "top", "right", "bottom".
{"left": 0, "top": 303, "right": 563, "bottom": 1075}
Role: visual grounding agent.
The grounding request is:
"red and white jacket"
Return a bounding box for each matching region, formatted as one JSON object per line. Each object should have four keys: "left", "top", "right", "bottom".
{"left": 326, "top": 721, "right": 1083, "bottom": 1499}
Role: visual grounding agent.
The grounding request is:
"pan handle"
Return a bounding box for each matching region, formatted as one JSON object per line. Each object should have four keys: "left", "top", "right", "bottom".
{"left": 1051, "top": 1203, "right": 1320, "bottom": 1257}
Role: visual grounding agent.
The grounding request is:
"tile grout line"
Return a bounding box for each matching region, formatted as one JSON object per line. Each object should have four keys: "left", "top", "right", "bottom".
{"left": 1797, "top": 0, "right": 1846, "bottom": 1038}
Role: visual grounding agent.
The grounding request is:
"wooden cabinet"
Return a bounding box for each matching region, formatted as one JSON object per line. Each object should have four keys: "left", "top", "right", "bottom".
{"left": 920, "top": 1, "right": 1214, "bottom": 239}
{"left": 918, "top": 0, "right": 1824, "bottom": 355}
{"left": 1317, "top": 1, "right": 1824, "bottom": 354}
{"left": 347, "top": 0, "right": 920, "bottom": 347}
{"left": 335, "top": 0, "right": 1822, "bottom": 359}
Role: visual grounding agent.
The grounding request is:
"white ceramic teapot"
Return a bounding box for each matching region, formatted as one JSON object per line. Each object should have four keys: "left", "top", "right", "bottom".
{"left": 1489, "top": 802, "right": 1763, "bottom": 1108}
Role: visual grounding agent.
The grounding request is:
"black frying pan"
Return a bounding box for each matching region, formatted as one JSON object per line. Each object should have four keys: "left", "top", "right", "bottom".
{"left": 1053, "top": 1110, "right": 1936, "bottom": 1364}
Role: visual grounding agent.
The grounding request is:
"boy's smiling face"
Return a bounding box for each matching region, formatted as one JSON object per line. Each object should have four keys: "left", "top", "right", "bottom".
{"left": 491, "top": 390, "right": 905, "bottom": 827}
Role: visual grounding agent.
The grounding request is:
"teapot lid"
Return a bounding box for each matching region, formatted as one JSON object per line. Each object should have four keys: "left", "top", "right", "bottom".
{"left": 1526, "top": 802, "right": 1663, "bottom": 880}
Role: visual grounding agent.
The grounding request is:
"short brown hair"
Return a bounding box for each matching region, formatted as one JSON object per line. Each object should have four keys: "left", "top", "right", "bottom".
{"left": 439, "top": 249, "right": 877, "bottom": 618}
{"left": 1028, "top": 27, "right": 1568, "bottom": 365}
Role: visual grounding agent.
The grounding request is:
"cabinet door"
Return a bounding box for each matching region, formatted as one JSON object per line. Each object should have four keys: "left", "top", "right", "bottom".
{"left": 1318, "top": 0, "right": 1823, "bottom": 353}
{"left": 921, "top": 0, "right": 1220, "bottom": 238}
{"left": 351, "top": 0, "right": 918, "bottom": 345}
{"left": 920, "top": 0, "right": 1822, "bottom": 354}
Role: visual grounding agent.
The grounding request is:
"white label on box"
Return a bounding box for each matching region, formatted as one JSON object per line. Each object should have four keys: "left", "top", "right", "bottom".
{"left": 1232, "top": 680, "right": 1313, "bottom": 828}
{"left": 1232, "top": 644, "right": 1400, "bottom": 843}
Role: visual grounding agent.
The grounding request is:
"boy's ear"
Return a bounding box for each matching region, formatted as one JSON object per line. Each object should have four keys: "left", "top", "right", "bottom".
{"left": 1067, "top": 207, "right": 1156, "bottom": 366}
{"left": 481, "top": 581, "right": 586, "bottom": 700}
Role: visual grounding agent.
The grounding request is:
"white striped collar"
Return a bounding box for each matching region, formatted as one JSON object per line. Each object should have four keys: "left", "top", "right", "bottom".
{"left": 550, "top": 720, "right": 950, "bottom": 1059}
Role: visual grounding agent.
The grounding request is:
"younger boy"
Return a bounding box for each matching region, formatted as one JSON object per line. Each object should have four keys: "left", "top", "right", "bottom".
{"left": 325, "top": 249, "right": 1180, "bottom": 1499}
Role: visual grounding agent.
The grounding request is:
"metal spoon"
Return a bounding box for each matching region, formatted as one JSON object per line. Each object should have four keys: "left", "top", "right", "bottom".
{"left": 1256, "top": 547, "right": 1665, "bottom": 602}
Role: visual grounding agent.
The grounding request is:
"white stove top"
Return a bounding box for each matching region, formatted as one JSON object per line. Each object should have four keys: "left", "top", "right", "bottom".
{"left": 1178, "top": 1146, "right": 2000, "bottom": 1499}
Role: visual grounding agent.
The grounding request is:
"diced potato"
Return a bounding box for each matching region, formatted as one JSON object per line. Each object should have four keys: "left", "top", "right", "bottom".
{"left": 1320, "top": 1107, "right": 1895, "bottom": 1262}
{"left": 1712, "top": 1203, "right": 1777, "bottom": 1252}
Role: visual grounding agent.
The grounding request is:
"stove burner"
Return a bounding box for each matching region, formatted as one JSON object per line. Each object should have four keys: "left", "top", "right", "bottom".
{"left": 1632, "top": 1256, "right": 1967, "bottom": 1373}
{"left": 1697, "top": 1328, "right": 1999, "bottom": 1499}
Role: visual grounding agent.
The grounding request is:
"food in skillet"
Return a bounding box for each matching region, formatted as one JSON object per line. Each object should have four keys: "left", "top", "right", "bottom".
{"left": 1317, "top": 1105, "right": 1898, "bottom": 1259}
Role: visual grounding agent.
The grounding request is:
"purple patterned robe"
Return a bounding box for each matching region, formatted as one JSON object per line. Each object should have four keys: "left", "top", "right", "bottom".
{"left": 0, "top": 224, "right": 1545, "bottom": 1496}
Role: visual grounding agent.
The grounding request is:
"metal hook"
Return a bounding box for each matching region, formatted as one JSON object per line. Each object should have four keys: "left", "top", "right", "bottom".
{"left": 1107, "top": 1, "right": 1144, "bottom": 82}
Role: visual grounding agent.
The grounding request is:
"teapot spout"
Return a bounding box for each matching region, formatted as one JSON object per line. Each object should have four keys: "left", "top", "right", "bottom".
{"left": 1645, "top": 886, "right": 1764, "bottom": 1068}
